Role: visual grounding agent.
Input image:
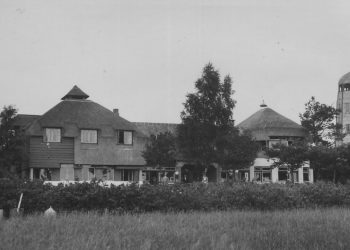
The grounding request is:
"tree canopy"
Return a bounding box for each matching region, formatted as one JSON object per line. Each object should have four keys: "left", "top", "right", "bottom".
{"left": 267, "top": 140, "right": 309, "bottom": 182}
{"left": 299, "top": 96, "right": 340, "bottom": 145}
{"left": 177, "top": 63, "right": 257, "bottom": 170}
{"left": 142, "top": 132, "right": 177, "bottom": 168}
{"left": 0, "top": 105, "right": 26, "bottom": 178}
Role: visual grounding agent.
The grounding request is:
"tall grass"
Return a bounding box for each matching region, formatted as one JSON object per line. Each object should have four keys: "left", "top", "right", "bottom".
{"left": 1, "top": 208, "right": 350, "bottom": 250}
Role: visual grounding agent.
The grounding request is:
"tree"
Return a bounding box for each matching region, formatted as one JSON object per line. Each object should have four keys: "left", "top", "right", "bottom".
{"left": 216, "top": 129, "right": 258, "bottom": 170}
{"left": 142, "top": 132, "right": 177, "bottom": 168}
{"left": 267, "top": 140, "right": 309, "bottom": 183}
{"left": 177, "top": 63, "right": 257, "bottom": 171}
{"left": 299, "top": 96, "right": 340, "bottom": 146}
{"left": 0, "top": 105, "right": 26, "bottom": 178}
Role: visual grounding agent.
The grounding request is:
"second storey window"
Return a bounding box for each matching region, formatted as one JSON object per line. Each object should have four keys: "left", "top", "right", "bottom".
{"left": 81, "top": 129, "right": 98, "bottom": 144}
{"left": 44, "top": 128, "right": 61, "bottom": 142}
{"left": 117, "top": 130, "right": 133, "bottom": 145}
{"left": 346, "top": 103, "right": 350, "bottom": 114}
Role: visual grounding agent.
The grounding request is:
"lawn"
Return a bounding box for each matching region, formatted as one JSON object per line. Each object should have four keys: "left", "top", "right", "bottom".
{"left": 1, "top": 208, "right": 350, "bottom": 250}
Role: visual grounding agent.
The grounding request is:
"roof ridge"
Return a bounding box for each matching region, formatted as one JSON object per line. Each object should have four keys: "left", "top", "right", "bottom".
{"left": 133, "top": 122, "right": 179, "bottom": 125}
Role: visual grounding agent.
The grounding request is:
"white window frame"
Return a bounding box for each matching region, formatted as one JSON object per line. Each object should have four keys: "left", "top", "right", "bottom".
{"left": 117, "top": 130, "right": 133, "bottom": 145}
{"left": 44, "top": 128, "right": 61, "bottom": 142}
{"left": 81, "top": 129, "right": 98, "bottom": 144}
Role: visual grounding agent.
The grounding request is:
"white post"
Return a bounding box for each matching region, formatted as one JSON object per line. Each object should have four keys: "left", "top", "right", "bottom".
{"left": 249, "top": 166, "right": 255, "bottom": 181}
{"left": 309, "top": 168, "right": 314, "bottom": 183}
{"left": 17, "top": 193, "right": 23, "bottom": 213}
{"left": 271, "top": 168, "right": 278, "bottom": 183}
{"left": 298, "top": 167, "right": 303, "bottom": 183}
{"left": 29, "top": 168, "right": 34, "bottom": 180}
{"left": 139, "top": 169, "right": 143, "bottom": 185}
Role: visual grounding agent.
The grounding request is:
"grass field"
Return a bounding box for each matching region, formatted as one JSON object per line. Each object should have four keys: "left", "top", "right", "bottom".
{"left": 1, "top": 209, "right": 350, "bottom": 250}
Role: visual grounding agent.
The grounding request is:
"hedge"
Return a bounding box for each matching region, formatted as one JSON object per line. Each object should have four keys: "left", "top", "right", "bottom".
{"left": 1, "top": 179, "right": 350, "bottom": 214}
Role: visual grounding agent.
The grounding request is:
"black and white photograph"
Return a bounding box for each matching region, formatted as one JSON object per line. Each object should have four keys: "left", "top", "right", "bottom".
{"left": 0, "top": 0, "right": 350, "bottom": 249}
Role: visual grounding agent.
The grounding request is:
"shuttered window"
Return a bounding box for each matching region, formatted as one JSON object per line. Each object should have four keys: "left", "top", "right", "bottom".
{"left": 81, "top": 129, "right": 98, "bottom": 144}
{"left": 44, "top": 128, "right": 61, "bottom": 142}
{"left": 117, "top": 131, "right": 133, "bottom": 145}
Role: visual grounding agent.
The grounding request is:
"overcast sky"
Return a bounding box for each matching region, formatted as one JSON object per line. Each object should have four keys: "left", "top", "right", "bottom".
{"left": 1, "top": 0, "right": 349, "bottom": 124}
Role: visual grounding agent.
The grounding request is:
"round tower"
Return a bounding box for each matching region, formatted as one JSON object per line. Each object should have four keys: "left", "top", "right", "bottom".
{"left": 336, "top": 72, "right": 350, "bottom": 144}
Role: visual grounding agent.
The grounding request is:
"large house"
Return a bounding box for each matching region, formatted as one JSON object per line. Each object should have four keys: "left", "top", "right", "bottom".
{"left": 237, "top": 103, "right": 314, "bottom": 183}
{"left": 15, "top": 86, "right": 179, "bottom": 185}
{"left": 15, "top": 86, "right": 312, "bottom": 184}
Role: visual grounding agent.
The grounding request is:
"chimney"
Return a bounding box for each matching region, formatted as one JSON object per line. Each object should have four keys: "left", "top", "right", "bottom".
{"left": 113, "top": 109, "right": 119, "bottom": 116}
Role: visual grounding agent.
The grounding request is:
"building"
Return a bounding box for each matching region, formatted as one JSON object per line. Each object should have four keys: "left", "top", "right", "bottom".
{"left": 336, "top": 72, "right": 350, "bottom": 145}
{"left": 237, "top": 103, "right": 314, "bottom": 183}
{"left": 15, "top": 86, "right": 179, "bottom": 185}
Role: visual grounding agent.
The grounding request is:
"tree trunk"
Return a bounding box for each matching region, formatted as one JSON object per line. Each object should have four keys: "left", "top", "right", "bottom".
{"left": 333, "top": 169, "right": 336, "bottom": 183}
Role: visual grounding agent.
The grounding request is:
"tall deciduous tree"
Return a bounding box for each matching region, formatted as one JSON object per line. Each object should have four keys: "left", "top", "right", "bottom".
{"left": 0, "top": 105, "right": 26, "bottom": 178}
{"left": 142, "top": 132, "right": 176, "bottom": 168}
{"left": 299, "top": 96, "right": 340, "bottom": 145}
{"left": 177, "top": 63, "right": 257, "bottom": 170}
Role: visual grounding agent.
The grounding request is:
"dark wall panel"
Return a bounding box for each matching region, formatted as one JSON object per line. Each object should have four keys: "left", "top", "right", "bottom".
{"left": 29, "top": 137, "right": 74, "bottom": 169}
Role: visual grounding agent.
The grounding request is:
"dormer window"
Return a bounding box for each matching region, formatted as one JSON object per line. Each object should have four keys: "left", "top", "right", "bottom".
{"left": 81, "top": 129, "right": 98, "bottom": 144}
{"left": 44, "top": 128, "right": 61, "bottom": 142}
{"left": 117, "top": 130, "right": 133, "bottom": 145}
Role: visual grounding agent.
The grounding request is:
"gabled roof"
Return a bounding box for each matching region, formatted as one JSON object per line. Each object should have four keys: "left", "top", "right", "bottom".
{"left": 237, "top": 107, "right": 306, "bottom": 140}
{"left": 133, "top": 122, "right": 178, "bottom": 138}
{"left": 13, "top": 114, "right": 40, "bottom": 129}
{"left": 61, "top": 85, "right": 89, "bottom": 100}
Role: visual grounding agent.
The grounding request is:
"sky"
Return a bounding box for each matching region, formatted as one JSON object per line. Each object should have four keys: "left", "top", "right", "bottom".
{"left": 0, "top": 0, "right": 350, "bottom": 124}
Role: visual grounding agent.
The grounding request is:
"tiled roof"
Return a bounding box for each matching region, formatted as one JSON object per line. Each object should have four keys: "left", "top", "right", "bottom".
{"left": 13, "top": 114, "right": 40, "bottom": 128}
{"left": 133, "top": 122, "right": 178, "bottom": 138}
{"left": 27, "top": 99, "right": 135, "bottom": 136}
{"left": 237, "top": 107, "right": 306, "bottom": 140}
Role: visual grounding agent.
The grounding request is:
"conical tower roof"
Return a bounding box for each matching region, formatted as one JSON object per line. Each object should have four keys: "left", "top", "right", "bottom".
{"left": 237, "top": 107, "right": 306, "bottom": 140}
{"left": 61, "top": 85, "right": 89, "bottom": 100}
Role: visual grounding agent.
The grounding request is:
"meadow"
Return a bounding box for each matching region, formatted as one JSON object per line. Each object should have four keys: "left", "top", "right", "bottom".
{"left": 1, "top": 208, "right": 350, "bottom": 250}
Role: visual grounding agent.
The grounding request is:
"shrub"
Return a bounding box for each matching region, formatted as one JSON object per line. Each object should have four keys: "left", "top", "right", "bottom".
{"left": 2, "top": 180, "right": 350, "bottom": 214}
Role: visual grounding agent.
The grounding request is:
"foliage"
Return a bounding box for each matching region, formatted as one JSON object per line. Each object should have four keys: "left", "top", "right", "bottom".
{"left": 299, "top": 96, "right": 340, "bottom": 145}
{"left": 3, "top": 180, "right": 350, "bottom": 214}
{"left": 216, "top": 128, "right": 258, "bottom": 170}
{"left": 177, "top": 63, "right": 256, "bottom": 169}
{"left": 142, "top": 132, "right": 177, "bottom": 168}
{"left": 0, "top": 106, "right": 26, "bottom": 178}
{"left": 267, "top": 140, "right": 310, "bottom": 182}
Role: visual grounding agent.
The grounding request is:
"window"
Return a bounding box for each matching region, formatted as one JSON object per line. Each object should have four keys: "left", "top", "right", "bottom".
{"left": 254, "top": 167, "right": 271, "bottom": 182}
{"left": 346, "top": 124, "right": 350, "bottom": 134}
{"left": 74, "top": 168, "right": 82, "bottom": 181}
{"left": 346, "top": 103, "right": 350, "bottom": 114}
{"left": 88, "top": 168, "right": 95, "bottom": 180}
{"left": 81, "top": 129, "right": 98, "bottom": 144}
{"left": 117, "top": 131, "right": 133, "bottom": 145}
{"left": 44, "top": 128, "right": 61, "bottom": 142}
{"left": 122, "top": 169, "right": 134, "bottom": 181}
{"left": 303, "top": 168, "right": 309, "bottom": 182}
{"left": 278, "top": 168, "right": 288, "bottom": 181}
{"left": 268, "top": 139, "right": 288, "bottom": 149}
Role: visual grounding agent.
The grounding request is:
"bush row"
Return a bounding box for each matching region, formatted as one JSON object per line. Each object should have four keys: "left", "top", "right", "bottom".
{"left": 1, "top": 179, "right": 350, "bottom": 214}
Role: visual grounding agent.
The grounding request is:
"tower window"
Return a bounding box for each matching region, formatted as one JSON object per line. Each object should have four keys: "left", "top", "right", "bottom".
{"left": 346, "top": 124, "right": 350, "bottom": 133}
{"left": 346, "top": 103, "right": 350, "bottom": 114}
